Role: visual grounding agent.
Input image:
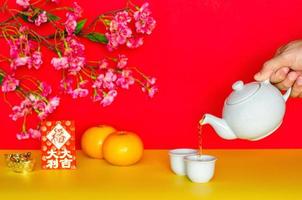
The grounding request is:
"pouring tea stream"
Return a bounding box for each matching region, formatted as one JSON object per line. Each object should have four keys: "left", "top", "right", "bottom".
{"left": 200, "top": 80, "right": 292, "bottom": 141}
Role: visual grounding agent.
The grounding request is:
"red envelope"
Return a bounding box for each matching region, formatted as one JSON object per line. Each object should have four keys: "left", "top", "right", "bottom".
{"left": 41, "top": 120, "right": 76, "bottom": 169}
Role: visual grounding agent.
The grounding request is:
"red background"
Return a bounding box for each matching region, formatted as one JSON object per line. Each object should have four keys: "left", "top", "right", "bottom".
{"left": 1, "top": 0, "right": 302, "bottom": 149}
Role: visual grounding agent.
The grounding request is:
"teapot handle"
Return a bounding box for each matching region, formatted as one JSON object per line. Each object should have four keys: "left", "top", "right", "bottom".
{"left": 283, "top": 87, "right": 292, "bottom": 102}
{"left": 263, "top": 79, "right": 291, "bottom": 102}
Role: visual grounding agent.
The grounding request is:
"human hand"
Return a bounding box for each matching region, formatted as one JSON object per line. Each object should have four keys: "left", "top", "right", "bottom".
{"left": 254, "top": 40, "right": 302, "bottom": 97}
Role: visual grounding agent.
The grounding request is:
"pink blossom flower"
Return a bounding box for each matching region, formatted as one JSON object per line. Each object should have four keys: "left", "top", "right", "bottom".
{"left": 116, "top": 25, "right": 132, "bottom": 44}
{"left": 51, "top": 57, "right": 69, "bottom": 70}
{"left": 49, "top": 96, "right": 60, "bottom": 107}
{"left": 68, "top": 56, "right": 86, "bottom": 75}
{"left": 103, "top": 70, "right": 117, "bottom": 89}
{"left": 109, "top": 20, "right": 119, "bottom": 32}
{"left": 20, "top": 98, "right": 33, "bottom": 110}
{"left": 117, "top": 54, "right": 128, "bottom": 69}
{"left": 17, "top": 132, "right": 30, "bottom": 140}
{"left": 16, "top": 0, "right": 30, "bottom": 9}
{"left": 136, "top": 3, "right": 152, "bottom": 16}
{"left": 142, "top": 85, "right": 158, "bottom": 98}
{"left": 142, "top": 77, "right": 158, "bottom": 98}
{"left": 33, "top": 99, "right": 47, "bottom": 111}
{"left": 11, "top": 56, "right": 30, "bottom": 70}
{"left": 30, "top": 51, "right": 43, "bottom": 69}
{"left": 107, "top": 23, "right": 132, "bottom": 46}
{"left": 71, "top": 87, "right": 89, "bottom": 99}
{"left": 40, "top": 82, "right": 52, "bottom": 97}
{"left": 7, "top": 28, "right": 44, "bottom": 71}
{"left": 51, "top": 0, "right": 60, "bottom": 3}
{"left": 28, "top": 128, "right": 41, "bottom": 139}
{"left": 101, "top": 90, "right": 117, "bottom": 107}
{"left": 106, "top": 11, "right": 133, "bottom": 50}
{"left": 1, "top": 75, "right": 20, "bottom": 93}
{"left": 45, "top": 96, "right": 60, "bottom": 113}
{"left": 105, "top": 32, "right": 119, "bottom": 51}
{"left": 35, "top": 11, "right": 48, "bottom": 26}
{"left": 99, "top": 59, "right": 109, "bottom": 69}
{"left": 20, "top": 98, "right": 35, "bottom": 111}
{"left": 66, "top": 36, "right": 85, "bottom": 55}
{"left": 93, "top": 70, "right": 117, "bottom": 90}
{"left": 134, "top": 3, "right": 156, "bottom": 35}
{"left": 9, "top": 99, "right": 32, "bottom": 121}
{"left": 10, "top": 106, "right": 25, "bottom": 121}
{"left": 114, "top": 11, "right": 131, "bottom": 25}
{"left": 116, "top": 70, "right": 135, "bottom": 89}
{"left": 73, "top": 2, "right": 83, "bottom": 18}
{"left": 70, "top": 81, "right": 89, "bottom": 99}
{"left": 135, "top": 15, "right": 156, "bottom": 35}
{"left": 28, "top": 94, "right": 60, "bottom": 120}
{"left": 148, "top": 77, "right": 157, "bottom": 85}
{"left": 55, "top": 36, "right": 86, "bottom": 75}
{"left": 126, "top": 37, "right": 144, "bottom": 48}
{"left": 65, "top": 13, "right": 77, "bottom": 35}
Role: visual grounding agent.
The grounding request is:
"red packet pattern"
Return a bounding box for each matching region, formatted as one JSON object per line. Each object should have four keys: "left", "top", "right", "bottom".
{"left": 41, "top": 120, "right": 76, "bottom": 170}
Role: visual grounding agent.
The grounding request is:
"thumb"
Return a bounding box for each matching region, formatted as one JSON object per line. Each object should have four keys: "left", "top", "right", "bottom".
{"left": 254, "top": 55, "right": 291, "bottom": 81}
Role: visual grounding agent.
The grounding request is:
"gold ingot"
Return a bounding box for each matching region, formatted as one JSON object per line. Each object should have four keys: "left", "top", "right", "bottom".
{"left": 4, "top": 152, "right": 35, "bottom": 173}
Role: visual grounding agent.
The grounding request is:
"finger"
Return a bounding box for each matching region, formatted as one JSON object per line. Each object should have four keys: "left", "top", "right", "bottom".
{"left": 291, "top": 76, "right": 302, "bottom": 97}
{"left": 275, "top": 40, "right": 302, "bottom": 56}
{"left": 275, "top": 44, "right": 287, "bottom": 56}
{"left": 270, "top": 67, "right": 290, "bottom": 83}
{"left": 254, "top": 54, "right": 292, "bottom": 81}
{"left": 275, "top": 71, "right": 299, "bottom": 91}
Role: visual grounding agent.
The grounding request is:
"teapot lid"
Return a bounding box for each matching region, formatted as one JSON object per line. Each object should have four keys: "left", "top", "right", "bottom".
{"left": 226, "top": 81, "right": 260, "bottom": 105}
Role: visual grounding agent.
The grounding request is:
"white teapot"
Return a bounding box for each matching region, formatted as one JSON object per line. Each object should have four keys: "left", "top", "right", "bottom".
{"left": 200, "top": 80, "right": 291, "bottom": 141}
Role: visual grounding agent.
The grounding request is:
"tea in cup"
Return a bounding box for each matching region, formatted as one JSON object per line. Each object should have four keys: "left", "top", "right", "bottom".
{"left": 184, "top": 154, "right": 217, "bottom": 183}
{"left": 169, "top": 148, "right": 198, "bottom": 175}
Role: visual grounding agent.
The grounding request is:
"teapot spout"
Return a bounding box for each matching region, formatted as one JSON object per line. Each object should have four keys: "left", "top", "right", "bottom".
{"left": 200, "top": 114, "right": 237, "bottom": 140}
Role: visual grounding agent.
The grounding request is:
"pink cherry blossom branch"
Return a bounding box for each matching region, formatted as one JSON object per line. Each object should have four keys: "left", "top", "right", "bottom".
{"left": 0, "top": 68, "right": 60, "bottom": 139}
{"left": 0, "top": 0, "right": 157, "bottom": 140}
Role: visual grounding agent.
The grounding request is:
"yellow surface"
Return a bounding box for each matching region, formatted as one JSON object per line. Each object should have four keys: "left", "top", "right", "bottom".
{"left": 1, "top": 149, "right": 302, "bottom": 200}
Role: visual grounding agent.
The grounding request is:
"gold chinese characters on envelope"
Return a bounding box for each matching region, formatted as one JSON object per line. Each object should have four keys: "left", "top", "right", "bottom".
{"left": 41, "top": 120, "right": 76, "bottom": 169}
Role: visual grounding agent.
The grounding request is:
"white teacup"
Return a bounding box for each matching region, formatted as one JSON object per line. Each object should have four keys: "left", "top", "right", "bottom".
{"left": 169, "top": 149, "right": 198, "bottom": 175}
{"left": 184, "top": 155, "right": 217, "bottom": 183}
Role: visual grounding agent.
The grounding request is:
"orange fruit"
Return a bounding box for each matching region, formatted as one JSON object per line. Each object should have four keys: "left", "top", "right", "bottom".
{"left": 81, "top": 125, "right": 116, "bottom": 159}
{"left": 103, "top": 131, "right": 144, "bottom": 166}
